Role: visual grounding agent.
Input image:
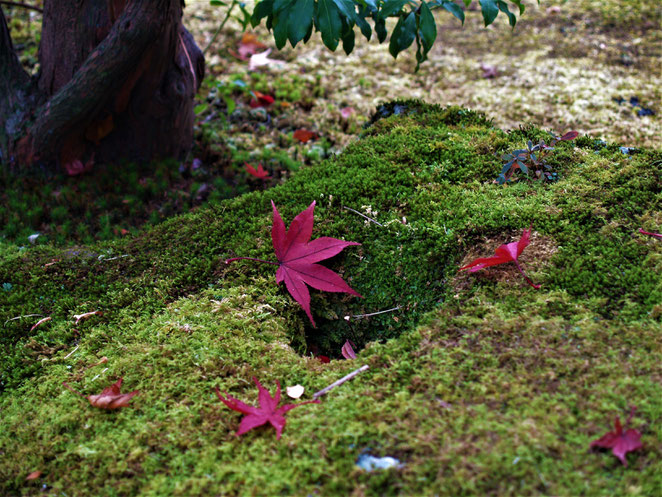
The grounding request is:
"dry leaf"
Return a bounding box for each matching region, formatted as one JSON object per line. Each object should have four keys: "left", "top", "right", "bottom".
{"left": 293, "top": 129, "right": 318, "bottom": 143}
{"left": 25, "top": 471, "right": 42, "bottom": 481}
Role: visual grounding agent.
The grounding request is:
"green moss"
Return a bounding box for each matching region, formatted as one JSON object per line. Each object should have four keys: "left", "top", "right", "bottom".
{"left": 1, "top": 101, "right": 661, "bottom": 496}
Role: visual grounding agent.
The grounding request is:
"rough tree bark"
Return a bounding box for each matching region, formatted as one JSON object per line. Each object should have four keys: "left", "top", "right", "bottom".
{"left": 0, "top": 0, "right": 204, "bottom": 174}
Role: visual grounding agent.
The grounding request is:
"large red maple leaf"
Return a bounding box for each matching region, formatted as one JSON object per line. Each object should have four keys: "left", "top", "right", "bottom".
{"left": 215, "top": 377, "right": 319, "bottom": 439}
{"left": 459, "top": 226, "right": 540, "bottom": 289}
{"left": 590, "top": 408, "right": 643, "bottom": 466}
{"left": 226, "top": 201, "right": 361, "bottom": 326}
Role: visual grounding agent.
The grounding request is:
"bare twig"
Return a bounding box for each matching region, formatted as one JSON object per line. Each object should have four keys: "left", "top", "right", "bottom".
{"left": 63, "top": 345, "right": 79, "bottom": 360}
{"left": 344, "top": 306, "right": 400, "bottom": 321}
{"left": 313, "top": 365, "right": 369, "bottom": 399}
{"left": 0, "top": 1, "right": 43, "bottom": 13}
{"left": 97, "top": 254, "right": 130, "bottom": 262}
{"left": 342, "top": 206, "right": 384, "bottom": 227}
{"left": 90, "top": 367, "right": 109, "bottom": 382}
{"left": 4, "top": 314, "right": 43, "bottom": 326}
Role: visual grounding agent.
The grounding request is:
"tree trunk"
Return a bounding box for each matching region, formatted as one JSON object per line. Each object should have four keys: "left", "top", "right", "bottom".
{"left": 0, "top": 0, "right": 204, "bottom": 173}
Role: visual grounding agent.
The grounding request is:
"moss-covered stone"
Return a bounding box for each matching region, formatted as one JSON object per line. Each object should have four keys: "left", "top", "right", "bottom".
{"left": 1, "top": 101, "right": 660, "bottom": 496}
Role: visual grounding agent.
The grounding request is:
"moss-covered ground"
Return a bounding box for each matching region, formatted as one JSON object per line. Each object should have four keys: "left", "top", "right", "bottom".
{"left": 1, "top": 102, "right": 661, "bottom": 496}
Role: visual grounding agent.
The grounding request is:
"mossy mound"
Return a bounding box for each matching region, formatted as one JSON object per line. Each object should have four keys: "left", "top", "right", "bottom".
{"left": 1, "top": 101, "right": 661, "bottom": 496}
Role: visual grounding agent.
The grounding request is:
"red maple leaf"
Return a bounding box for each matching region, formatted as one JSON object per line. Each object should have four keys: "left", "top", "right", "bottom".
{"left": 639, "top": 228, "right": 662, "bottom": 240}
{"left": 249, "top": 91, "right": 275, "bottom": 108}
{"left": 225, "top": 201, "right": 361, "bottom": 326}
{"left": 590, "top": 407, "right": 643, "bottom": 466}
{"left": 245, "top": 162, "right": 270, "bottom": 179}
{"left": 459, "top": 226, "right": 540, "bottom": 289}
{"left": 215, "top": 377, "right": 319, "bottom": 439}
{"left": 63, "top": 377, "right": 139, "bottom": 410}
{"left": 341, "top": 340, "right": 357, "bottom": 359}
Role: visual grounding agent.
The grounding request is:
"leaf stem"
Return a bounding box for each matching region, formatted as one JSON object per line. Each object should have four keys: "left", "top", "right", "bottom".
{"left": 62, "top": 381, "right": 86, "bottom": 398}
{"left": 514, "top": 261, "right": 540, "bottom": 289}
{"left": 225, "top": 256, "right": 279, "bottom": 266}
{"left": 202, "top": 0, "right": 238, "bottom": 56}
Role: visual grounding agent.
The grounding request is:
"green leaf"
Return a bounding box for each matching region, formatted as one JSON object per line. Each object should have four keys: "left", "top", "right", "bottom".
{"left": 342, "top": 27, "right": 356, "bottom": 54}
{"left": 252, "top": 0, "right": 274, "bottom": 27}
{"left": 288, "top": 0, "right": 315, "bottom": 45}
{"left": 333, "top": 0, "right": 358, "bottom": 22}
{"left": 209, "top": 0, "right": 226, "bottom": 6}
{"left": 462, "top": 0, "right": 471, "bottom": 6}
{"left": 380, "top": 0, "right": 408, "bottom": 19}
{"left": 418, "top": 2, "right": 437, "bottom": 53}
{"left": 273, "top": 9, "right": 291, "bottom": 49}
{"left": 389, "top": 11, "right": 416, "bottom": 58}
{"left": 479, "top": 0, "right": 499, "bottom": 26}
{"left": 375, "top": 17, "right": 387, "bottom": 43}
{"left": 497, "top": 1, "right": 516, "bottom": 28}
{"left": 510, "top": 0, "right": 525, "bottom": 15}
{"left": 303, "top": 22, "right": 314, "bottom": 43}
{"left": 223, "top": 96, "right": 236, "bottom": 115}
{"left": 274, "top": 0, "right": 294, "bottom": 12}
{"left": 316, "top": 0, "right": 343, "bottom": 51}
{"left": 442, "top": 1, "right": 465, "bottom": 25}
{"left": 356, "top": 15, "right": 372, "bottom": 40}
{"left": 517, "top": 160, "right": 528, "bottom": 173}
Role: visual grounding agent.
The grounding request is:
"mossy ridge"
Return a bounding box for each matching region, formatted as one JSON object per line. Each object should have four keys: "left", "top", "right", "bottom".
{"left": 1, "top": 101, "right": 661, "bottom": 495}
{"left": 0, "top": 103, "right": 497, "bottom": 389}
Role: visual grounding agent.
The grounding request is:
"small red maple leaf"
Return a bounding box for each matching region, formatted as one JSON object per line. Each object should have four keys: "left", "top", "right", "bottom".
{"left": 245, "top": 162, "right": 270, "bottom": 180}
{"left": 459, "top": 226, "right": 540, "bottom": 289}
{"left": 225, "top": 201, "right": 361, "bottom": 326}
{"left": 639, "top": 228, "right": 662, "bottom": 240}
{"left": 215, "top": 377, "right": 319, "bottom": 439}
{"left": 249, "top": 91, "right": 275, "bottom": 108}
{"left": 293, "top": 129, "right": 318, "bottom": 143}
{"left": 63, "top": 377, "right": 139, "bottom": 410}
{"left": 590, "top": 407, "right": 643, "bottom": 466}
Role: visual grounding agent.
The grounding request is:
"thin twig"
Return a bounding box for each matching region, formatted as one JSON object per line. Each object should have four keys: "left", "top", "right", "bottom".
{"left": 344, "top": 306, "right": 400, "bottom": 321}
{"left": 63, "top": 345, "right": 79, "bottom": 360}
{"left": 342, "top": 206, "right": 384, "bottom": 227}
{"left": 203, "top": 0, "right": 237, "bottom": 56}
{"left": 90, "top": 367, "right": 109, "bottom": 382}
{"left": 4, "top": 314, "right": 43, "bottom": 326}
{"left": 0, "top": 1, "right": 43, "bottom": 13}
{"left": 313, "top": 365, "right": 369, "bottom": 399}
{"left": 97, "top": 254, "right": 130, "bottom": 262}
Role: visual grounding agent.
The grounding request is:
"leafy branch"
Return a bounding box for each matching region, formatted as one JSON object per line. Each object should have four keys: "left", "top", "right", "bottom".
{"left": 211, "top": 0, "right": 529, "bottom": 70}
